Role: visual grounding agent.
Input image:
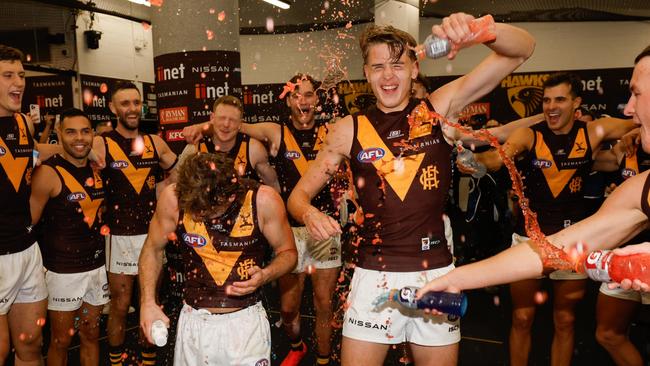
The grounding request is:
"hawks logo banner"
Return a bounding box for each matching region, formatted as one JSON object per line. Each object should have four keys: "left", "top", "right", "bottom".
{"left": 500, "top": 73, "right": 549, "bottom": 118}
{"left": 337, "top": 81, "right": 376, "bottom": 115}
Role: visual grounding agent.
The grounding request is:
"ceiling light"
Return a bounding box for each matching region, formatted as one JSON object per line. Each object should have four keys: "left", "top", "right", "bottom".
{"left": 128, "top": 0, "right": 151, "bottom": 7}
{"left": 262, "top": 0, "right": 290, "bottom": 10}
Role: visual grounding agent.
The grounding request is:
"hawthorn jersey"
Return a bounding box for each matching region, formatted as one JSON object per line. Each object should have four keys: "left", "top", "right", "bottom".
{"left": 349, "top": 99, "right": 453, "bottom": 272}
{"left": 173, "top": 189, "right": 267, "bottom": 309}
{"left": 0, "top": 114, "right": 35, "bottom": 254}
{"left": 275, "top": 121, "right": 337, "bottom": 226}
{"left": 101, "top": 130, "right": 163, "bottom": 235}
{"left": 197, "top": 133, "right": 259, "bottom": 181}
{"left": 517, "top": 120, "right": 593, "bottom": 235}
{"left": 39, "top": 155, "right": 105, "bottom": 273}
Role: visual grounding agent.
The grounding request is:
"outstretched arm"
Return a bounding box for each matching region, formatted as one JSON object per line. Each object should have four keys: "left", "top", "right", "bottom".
{"left": 418, "top": 170, "right": 650, "bottom": 296}
{"left": 429, "top": 14, "right": 535, "bottom": 118}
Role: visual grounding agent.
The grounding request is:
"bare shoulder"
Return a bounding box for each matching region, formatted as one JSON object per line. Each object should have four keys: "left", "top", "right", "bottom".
{"left": 323, "top": 115, "right": 354, "bottom": 157}
{"left": 158, "top": 184, "right": 179, "bottom": 211}
{"left": 256, "top": 184, "right": 283, "bottom": 207}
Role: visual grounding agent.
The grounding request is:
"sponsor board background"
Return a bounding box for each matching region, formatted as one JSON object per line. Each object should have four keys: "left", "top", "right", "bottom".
{"left": 22, "top": 75, "right": 74, "bottom": 143}
{"left": 154, "top": 50, "right": 242, "bottom": 153}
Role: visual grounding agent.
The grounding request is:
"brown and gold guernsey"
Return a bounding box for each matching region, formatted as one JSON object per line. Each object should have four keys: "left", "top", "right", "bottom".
{"left": 621, "top": 144, "right": 650, "bottom": 181}
{"left": 0, "top": 114, "right": 35, "bottom": 255}
{"left": 518, "top": 120, "right": 593, "bottom": 235}
{"left": 39, "top": 155, "right": 105, "bottom": 273}
{"left": 101, "top": 130, "right": 162, "bottom": 235}
{"left": 173, "top": 189, "right": 267, "bottom": 309}
{"left": 275, "top": 121, "right": 336, "bottom": 226}
{"left": 198, "top": 133, "right": 259, "bottom": 181}
{"left": 349, "top": 99, "right": 453, "bottom": 272}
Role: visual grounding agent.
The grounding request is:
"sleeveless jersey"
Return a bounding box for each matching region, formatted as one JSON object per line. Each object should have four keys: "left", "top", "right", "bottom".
{"left": 621, "top": 144, "right": 650, "bottom": 182}
{"left": 173, "top": 189, "right": 267, "bottom": 309}
{"left": 518, "top": 120, "right": 593, "bottom": 235}
{"left": 39, "top": 155, "right": 105, "bottom": 273}
{"left": 275, "top": 121, "right": 335, "bottom": 226}
{"left": 198, "top": 133, "right": 259, "bottom": 181}
{"left": 349, "top": 99, "right": 453, "bottom": 272}
{"left": 101, "top": 130, "right": 162, "bottom": 235}
{"left": 0, "top": 114, "right": 35, "bottom": 254}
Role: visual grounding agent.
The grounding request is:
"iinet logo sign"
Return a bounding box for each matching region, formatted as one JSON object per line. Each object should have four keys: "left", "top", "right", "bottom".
{"left": 156, "top": 63, "right": 185, "bottom": 82}
{"left": 165, "top": 129, "right": 185, "bottom": 142}
{"left": 159, "top": 107, "right": 188, "bottom": 124}
{"left": 242, "top": 90, "right": 274, "bottom": 105}
{"left": 36, "top": 94, "right": 64, "bottom": 108}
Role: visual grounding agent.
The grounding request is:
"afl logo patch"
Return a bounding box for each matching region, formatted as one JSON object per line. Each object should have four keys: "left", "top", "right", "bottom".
{"left": 254, "top": 359, "right": 270, "bottom": 366}
{"left": 622, "top": 168, "right": 636, "bottom": 179}
{"left": 532, "top": 159, "right": 552, "bottom": 169}
{"left": 67, "top": 192, "right": 87, "bottom": 202}
{"left": 357, "top": 147, "right": 385, "bottom": 163}
{"left": 0, "top": 146, "right": 5, "bottom": 156}
{"left": 284, "top": 151, "right": 301, "bottom": 160}
{"left": 110, "top": 160, "right": 129, "bottom": 169}
{"left": 182, "top": 233, "right": 207, "bottom": 248}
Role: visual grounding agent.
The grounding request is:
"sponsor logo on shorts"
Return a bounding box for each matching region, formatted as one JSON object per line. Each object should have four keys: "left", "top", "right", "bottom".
{"left": 52, "top": 296, "right": 83, "bottom": 303}
{"left": 115, "top": 261, "right": 137, "bottom": 267}
{"left": 66, "top": 192, "right": 87, "bottom": 202}
{"left": 110, "top": 160, "right": 129, "bottom": 169}
{"left": 254, "top": 359, "right": 270, "bottom": 366}
{"left": 0, "top": 146, "right": 5, "bottom": 156}
{"left": 102, "top": 283, "right": 109, "bottom": 291}
{"left": 0, "top": 298, "right": 9, "bottom": 304}
{"left": 347, "top": 317, "right": 389, "bottom": 330}
{"left": 357, "top": 147, "right": 385, "bottom": 163}
{"left": 532, "top": 159, "right": 552, "bottom": 169}
{"left": 448, "top": 324, "right": 460, "bottom": 332}
{"left": 447, "top": 314, "right": 459, "bottom": 322}
{"left": 182, "top": 233, "right": 207, "bottom": 248}
{"left": 284, "top": 150, "right": 301, "bottom": 160}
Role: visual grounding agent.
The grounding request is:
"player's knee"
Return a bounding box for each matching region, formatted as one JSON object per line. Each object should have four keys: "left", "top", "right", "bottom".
{"left": 511, "top": 310, "right": 535, "bottom": 330}
{"left": 595, "top": 326, "right": 624, "bottom": 348}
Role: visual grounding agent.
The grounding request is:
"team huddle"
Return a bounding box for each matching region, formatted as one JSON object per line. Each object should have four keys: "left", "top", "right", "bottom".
{"left": 1, "top": 10, "right": 650, "bottom": 366}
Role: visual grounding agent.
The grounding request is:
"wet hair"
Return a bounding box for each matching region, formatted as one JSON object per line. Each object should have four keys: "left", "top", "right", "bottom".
{"left": 543, "top": 72, "right": 583, "bottom": 99}
{"left": 213, "top": 95, "right": 243, "bottom": 114}
{"left": 111, "top": 81, "right": 140, "bottom": 100}
{"left": 288, "top": 73, "right": 321, "bottom": 92}
{"left": 359, "top": 25, "right": 417, "bottom": 64}
{"left": 59, "top": 108, "right": 91, "bottom": 129}
{"left": 635, "top": 45, "right": 650, "bottom": 64}
{"left": 0, "top": 45, "right": 24, "bottom": 62}
{"left": 176, "top": 152, "right": 257, "bottom": 217}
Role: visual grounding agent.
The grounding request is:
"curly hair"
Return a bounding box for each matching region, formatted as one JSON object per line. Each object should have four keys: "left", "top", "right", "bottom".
{"left": 175, "top": 152, "right": 257, "bottom": 217}
{"left": 359, "top": 25, "right": 417, "bottom": 64}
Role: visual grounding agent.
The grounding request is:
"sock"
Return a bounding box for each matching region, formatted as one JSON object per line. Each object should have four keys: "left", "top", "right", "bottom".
{"left": 109, "top": 345, "right": 124, "bottom": 366}
{"left": 289, "top": 336, "right": 304, "bottom": 351}
{"left": 316, "top": 353, "right": 330, "bottom": 365}
{"left": 141, "top": 345, "right": 157, "bottom": 365}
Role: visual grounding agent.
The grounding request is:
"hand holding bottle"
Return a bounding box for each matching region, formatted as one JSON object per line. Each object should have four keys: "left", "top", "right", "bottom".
{"left": 423, "top": 13, "right": 497, "bottom": 60}
{"left": 611, "top": 243, "right": 650, "bottom": 292}
{"left": 583, "top": 245, "right": 650, "bottom": 292}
